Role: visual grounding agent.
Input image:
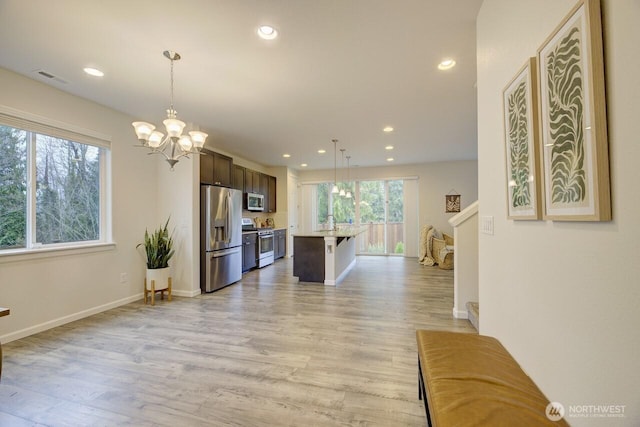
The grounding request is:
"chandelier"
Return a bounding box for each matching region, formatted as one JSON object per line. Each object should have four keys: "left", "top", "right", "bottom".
{"left": 132, "top": 50, "right": 207, "bottom": 169}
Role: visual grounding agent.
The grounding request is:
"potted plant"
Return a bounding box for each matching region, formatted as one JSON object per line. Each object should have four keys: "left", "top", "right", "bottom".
{"left": 138, "top": 217, "right": 174, "bottom": 292}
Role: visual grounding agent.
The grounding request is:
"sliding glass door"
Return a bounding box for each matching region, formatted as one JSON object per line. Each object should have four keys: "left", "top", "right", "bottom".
{"left": 387, "top": 180, "right": 404, "bottom": 255}
{"left": 358, "top": 179, "right": 404, "bottom": 255}
{"left": 311, "top": 179, "right": 405, "bottom": 255}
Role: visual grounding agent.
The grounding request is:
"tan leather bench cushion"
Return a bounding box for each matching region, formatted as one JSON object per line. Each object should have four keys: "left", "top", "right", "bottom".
{"left": 417, "top": 330, "right": 569, "bottom": 426}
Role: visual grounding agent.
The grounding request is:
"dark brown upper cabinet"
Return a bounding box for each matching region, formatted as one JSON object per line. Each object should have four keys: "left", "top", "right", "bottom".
{"left": 232, "top": 164, "right": 245, "bottom": 191}
{"left": 200, "top": 149, "right": 233, "bottom": 187}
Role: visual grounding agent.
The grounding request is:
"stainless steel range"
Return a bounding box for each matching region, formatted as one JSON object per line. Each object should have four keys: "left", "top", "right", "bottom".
{"left": 242, "top": 218, "right": 274, "bottom": 268}
{"left": 257, "top": 229, "right": 274, "bottom": 268}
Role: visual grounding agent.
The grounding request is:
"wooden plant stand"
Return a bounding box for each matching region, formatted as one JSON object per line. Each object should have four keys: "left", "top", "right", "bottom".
{"left": 144, "top": 277, "right": 172, "bottom": 306}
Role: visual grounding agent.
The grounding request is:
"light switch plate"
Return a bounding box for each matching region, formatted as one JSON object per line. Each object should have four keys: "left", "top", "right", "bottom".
{"left": 481, "top": 216, "right": 494, "bottom": 235}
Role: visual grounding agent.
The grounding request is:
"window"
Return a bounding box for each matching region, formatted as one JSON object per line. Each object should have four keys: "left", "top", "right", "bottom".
{"left": 0, "top": 109, "right": 109, "bottom": 253}
{"left": 315, "top": 181, "right": 355, "bottom": 228}
{"left": 310, "top": 178, "right": 404, "bottom": 255}
{"left": 0, "top": 126, "right": 27, "bottom": 248}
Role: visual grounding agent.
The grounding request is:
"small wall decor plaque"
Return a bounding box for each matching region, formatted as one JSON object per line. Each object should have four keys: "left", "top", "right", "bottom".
{"left": 446, "top": 192, "right": 461, "bottom": 213}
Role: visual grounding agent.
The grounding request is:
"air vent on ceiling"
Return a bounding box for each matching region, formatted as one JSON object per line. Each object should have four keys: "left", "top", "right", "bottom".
{"left": 34, "top": 69, "right": 68, "bottom": 84}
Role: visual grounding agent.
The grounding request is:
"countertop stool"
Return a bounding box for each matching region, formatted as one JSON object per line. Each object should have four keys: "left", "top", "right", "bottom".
{"left": 144, "top": 278, "right": 172, "bottom": 306}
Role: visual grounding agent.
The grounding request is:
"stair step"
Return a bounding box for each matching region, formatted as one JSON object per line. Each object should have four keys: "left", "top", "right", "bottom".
{"left": 466, "top": 301, "right": 479, "bottom": 331}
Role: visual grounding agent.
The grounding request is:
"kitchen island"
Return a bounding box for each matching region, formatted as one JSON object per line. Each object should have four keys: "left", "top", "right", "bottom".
{"left": 293, "top": 226, "right": 365, "bottom": 286}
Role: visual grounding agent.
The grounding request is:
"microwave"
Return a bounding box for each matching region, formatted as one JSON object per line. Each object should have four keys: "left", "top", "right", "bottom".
{"left": 246, "top": 192, "right": 264, "bottom": 211}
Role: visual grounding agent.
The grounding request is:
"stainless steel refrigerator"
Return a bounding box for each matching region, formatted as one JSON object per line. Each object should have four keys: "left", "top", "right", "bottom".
{"left": 200, "top": 185, "right": 243, "bottom": 293}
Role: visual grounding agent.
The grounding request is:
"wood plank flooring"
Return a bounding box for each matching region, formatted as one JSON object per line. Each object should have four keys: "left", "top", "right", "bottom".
{"left": 0, "top": 256, "right": 474, "bottom": 426}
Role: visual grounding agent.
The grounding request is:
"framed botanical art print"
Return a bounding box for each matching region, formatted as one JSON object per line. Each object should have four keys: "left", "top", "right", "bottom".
{"left": 537, "top": 0, "right": 611, "bottom": 221}
{"left": 503, "top": 57, "right": 541, "bottom": 220}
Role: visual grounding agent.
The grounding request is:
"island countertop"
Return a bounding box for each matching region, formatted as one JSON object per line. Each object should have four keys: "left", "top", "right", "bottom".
{"left": 292, "top": 226, "right": 367, "bottom": 238}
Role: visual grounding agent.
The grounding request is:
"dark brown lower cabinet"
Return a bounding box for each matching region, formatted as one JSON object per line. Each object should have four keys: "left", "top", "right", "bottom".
{"left": 274, "top": 229, "right": 286, "bottom": 259}
{"left": 242, "top": 232, "right": 257, "bottom": 271}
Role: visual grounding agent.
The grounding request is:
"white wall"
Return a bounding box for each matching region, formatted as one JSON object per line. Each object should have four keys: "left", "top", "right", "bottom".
{"left": 0, "top": 67, "right": 158, "bottom": 342}
{"left": 477, "top": 1, "right": 640, "bottom": 425}
{"left": 156, "top": 156, "right": 200, "bottom": 297}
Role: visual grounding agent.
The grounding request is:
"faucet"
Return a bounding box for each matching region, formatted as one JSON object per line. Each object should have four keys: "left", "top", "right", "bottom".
{"left": 326, "top": 214, "right": 337, "bottom": 231}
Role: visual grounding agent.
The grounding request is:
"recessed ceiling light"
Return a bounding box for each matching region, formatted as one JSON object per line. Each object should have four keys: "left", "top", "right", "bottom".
{"left": 317, "top": 149, "right": 326, "bottom": 154}
{"left": 258, "top": 25, "right": 278, "bottom": 40}
{"left": 385, "top": 145, "right": 394, "bottom": 150}
{"left": 438, "top": 59, "right": 456, "bottom": 70}
{"left": 300, "top": 163, "right": 308, "bottom": 167}
{"left": 83, "top": 67, "right": 104, "bottom": 77}
{"left": 383, "top": 126, "right": 394, "bottom": 132}
{"left": 387, "top": 157, "right": 394, "bottom": 162}
{"left": 282, "top": 153, "right": 291, "bottom": 158}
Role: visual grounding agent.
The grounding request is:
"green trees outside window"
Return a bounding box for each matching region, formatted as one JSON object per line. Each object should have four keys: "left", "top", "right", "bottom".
{"left": 0, "top": 126, "right": 27, "bottom": 248}
{"left": 0, "top": 124, "right": 102, "bottom": 250}
{"left": 315, "top": 179, "right": 404, "bottom": 255}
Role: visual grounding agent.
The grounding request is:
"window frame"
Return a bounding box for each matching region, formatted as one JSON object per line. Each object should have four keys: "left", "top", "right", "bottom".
{"left": 0, "top": 106, "right": 112, "bottom": 257}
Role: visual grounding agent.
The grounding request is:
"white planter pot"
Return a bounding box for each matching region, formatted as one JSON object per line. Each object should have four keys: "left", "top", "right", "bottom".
{"left": 146, "top": 267, "right": 170, "bottom": 291}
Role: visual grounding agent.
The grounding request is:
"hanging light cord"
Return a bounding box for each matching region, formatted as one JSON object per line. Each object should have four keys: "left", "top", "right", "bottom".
{"left": 169, "top": 57, "right": 174, "bottom": 114}
{"left": 333, "top": 139, "right": 338, "bottom": 185}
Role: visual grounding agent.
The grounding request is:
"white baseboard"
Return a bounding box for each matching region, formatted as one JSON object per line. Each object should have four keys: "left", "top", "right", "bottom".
{"left": 1, "top": 294, "right": 142, "bottom": 344}
{"left": 452, "top": 307, "right": 469, "bottom": 319}
{"left": 172, "top": 288, "right": 202, "bottom": 297}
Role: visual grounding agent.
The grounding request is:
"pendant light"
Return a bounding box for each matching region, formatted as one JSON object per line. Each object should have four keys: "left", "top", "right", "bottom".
{"left": 331, "top": 139, "right": 339, "bottom": 194}
{"left": 339, "top": 149, "right": 346, "bottom": 197}
{"left": 345, "top": 155, "right": 352, "bottom": 198}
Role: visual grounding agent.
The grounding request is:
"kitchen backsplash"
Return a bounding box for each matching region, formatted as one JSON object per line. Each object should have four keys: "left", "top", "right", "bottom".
{"left": 247, "top": 211, "right": 288, "bottom": 229}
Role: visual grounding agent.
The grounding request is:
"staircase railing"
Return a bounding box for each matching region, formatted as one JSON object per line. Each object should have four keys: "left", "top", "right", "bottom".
{"left": 448, "top": 200, "right": 479, "bottom": 319}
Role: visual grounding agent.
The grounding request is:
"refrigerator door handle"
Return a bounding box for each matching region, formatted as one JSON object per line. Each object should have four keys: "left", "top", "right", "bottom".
{"left": 210, "top": 247, "right": 241, "bottom": 258}
{"left": 226, "top": 193, "right": 232, "bottom": 244}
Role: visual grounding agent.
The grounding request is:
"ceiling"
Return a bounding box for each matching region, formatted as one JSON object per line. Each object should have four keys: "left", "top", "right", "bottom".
{"left": 0, "top": 0, "right": 482, "bottom": 170}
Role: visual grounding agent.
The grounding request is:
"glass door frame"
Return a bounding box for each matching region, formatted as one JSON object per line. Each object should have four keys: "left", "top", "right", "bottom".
{"left": 355, "top": 179, "right": 404, "bottom": 256}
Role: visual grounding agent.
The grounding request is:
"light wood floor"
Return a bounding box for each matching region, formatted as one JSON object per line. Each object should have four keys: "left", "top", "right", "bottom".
{"left": 0, "top": 256, "right": 474, "bottom": 426}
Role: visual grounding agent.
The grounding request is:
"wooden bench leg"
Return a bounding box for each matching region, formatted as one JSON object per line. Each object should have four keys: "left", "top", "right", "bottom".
{"left": 418, "top": 357, "right": 432, "bottom": 427}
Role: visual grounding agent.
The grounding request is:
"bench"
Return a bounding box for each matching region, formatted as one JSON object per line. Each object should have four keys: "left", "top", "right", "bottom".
{"left": 416, "top": 330, "right": 569, "bottom": 426}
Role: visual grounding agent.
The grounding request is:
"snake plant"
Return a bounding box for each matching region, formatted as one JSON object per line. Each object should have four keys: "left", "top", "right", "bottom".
{"left": 137, "top": 218, "right": 175, "bottom": 269}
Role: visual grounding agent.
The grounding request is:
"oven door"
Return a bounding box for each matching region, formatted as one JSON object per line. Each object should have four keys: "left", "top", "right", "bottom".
{"left": 259, "top": 233, "right": 273, "bottom": 254}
